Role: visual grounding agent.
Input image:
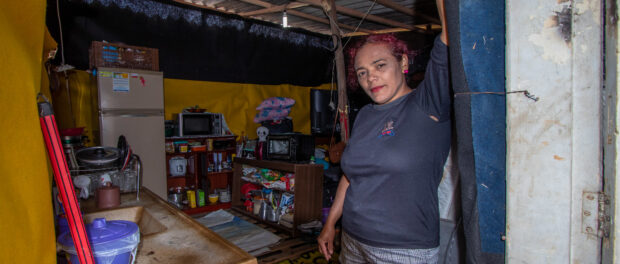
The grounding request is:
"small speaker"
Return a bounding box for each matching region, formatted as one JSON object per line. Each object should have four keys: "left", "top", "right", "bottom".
{"left": 310, "top": 89, "right": 338, "bottom": 136}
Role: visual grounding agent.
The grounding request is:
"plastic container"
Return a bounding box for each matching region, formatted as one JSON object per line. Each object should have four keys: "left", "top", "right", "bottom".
{"left": 56, "top": 215, "right": 70, "bottom": 236}
{"left": 58, "top": 218, "right": 140, "bottom": 264}
{"left": 253, "top": 198, "right": 262, "bottom": 215}
{"left": 190, "top": 145, "right": 206, "bottom": 152}
{"left": 89, "top": 41, "right": 159, "bottom": 71}
{"left": 208, "top": 193, "right": 219, "bottom": 204}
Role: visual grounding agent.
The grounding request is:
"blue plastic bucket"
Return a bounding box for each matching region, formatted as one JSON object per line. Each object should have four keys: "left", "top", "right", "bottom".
{"left": 56, "top": 215, "right": 70, "bottom": 236}
{"left": 58, "top": 218, "right": 140, "bottom": 264}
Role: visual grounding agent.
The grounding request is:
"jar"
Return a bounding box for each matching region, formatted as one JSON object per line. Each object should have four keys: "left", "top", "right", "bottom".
{"left": 253, "top": 198, "right": 263, "bottom": 215}
{"left": 165, "top": 142, "right": 175, "bottom": 153}
{"left": 179, "top": 144, "right": 188, "bottom": 153}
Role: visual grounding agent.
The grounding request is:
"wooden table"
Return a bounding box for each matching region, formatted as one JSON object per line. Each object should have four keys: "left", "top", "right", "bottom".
{"left": 80, "top": 188, "right": 257, "bottom": 264}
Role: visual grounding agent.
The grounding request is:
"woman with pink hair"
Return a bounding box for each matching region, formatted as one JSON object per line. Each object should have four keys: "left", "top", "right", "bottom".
{"left": 317, "top": 0, "right": 450, "bottom": 263}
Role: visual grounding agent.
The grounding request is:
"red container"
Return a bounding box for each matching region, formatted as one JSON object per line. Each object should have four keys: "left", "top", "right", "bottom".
{"left": 60, "top": 127, "right": 85, "bottom": 137}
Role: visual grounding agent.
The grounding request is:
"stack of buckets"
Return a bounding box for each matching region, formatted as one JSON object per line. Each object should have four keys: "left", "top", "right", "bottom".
{"left": 57, "top": 217, "right": 140, "bottom": 264}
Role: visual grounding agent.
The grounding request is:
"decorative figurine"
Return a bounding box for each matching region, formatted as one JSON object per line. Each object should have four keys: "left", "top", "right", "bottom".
{"left": 256, "top": 126, "right": 269, "bottom": 160}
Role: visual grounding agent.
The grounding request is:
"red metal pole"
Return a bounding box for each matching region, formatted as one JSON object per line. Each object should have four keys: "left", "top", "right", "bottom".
{"left": 38, "top": 100, "right": 95, "bottom": 264}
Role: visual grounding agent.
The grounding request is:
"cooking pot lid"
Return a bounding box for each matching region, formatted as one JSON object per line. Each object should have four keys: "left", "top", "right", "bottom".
{"left": 58, "top": 218, "right": 139, "bottom": 247}
{"left": 76, "top": 147, "right": 120, "bottom": 165}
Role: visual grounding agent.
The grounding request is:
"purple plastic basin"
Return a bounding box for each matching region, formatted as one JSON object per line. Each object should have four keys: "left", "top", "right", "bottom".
{"left": 58, "top": 218, "right": 140, "bottom": 264}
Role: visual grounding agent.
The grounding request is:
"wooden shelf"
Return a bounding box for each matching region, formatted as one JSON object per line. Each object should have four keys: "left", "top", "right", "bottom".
{"left": 232, "top": 158, "right": 323, "bottom": 237}
{"left": 231, "top": 206, "right": 294, "bottom": 235}
{"left": 182, "top": 202, "right": 232, "bottom": 215}
{"left": 207, "top": 170, "right": 233, "bottom": 175}
{"left": 233, "top": 158, "right": 297, "bottom": 172}
{"left": 239, "top": 177, "right": 293, "bottom": 194}
{"left": 167, "top": 177, "right": 186, "bottom": 188}
{"left": 166, "top": 135, "right": 236, "bottom": 206}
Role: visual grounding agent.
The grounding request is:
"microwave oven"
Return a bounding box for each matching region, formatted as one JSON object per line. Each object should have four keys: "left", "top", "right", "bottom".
{"left": 175, "top": 112, "right": 223, "bottom": 137}
{"left": 266, "top": 133, "right": 314, "bottom": 163}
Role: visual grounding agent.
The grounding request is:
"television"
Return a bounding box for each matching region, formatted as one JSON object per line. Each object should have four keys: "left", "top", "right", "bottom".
{"left": 175, "top": 112, "right": 222, "bottom": 137}
{"left": 266, "top": 133, "right": 315, "bottom": 163}
{"left": 310, "top": 89, "right": 338, "bottom": 136}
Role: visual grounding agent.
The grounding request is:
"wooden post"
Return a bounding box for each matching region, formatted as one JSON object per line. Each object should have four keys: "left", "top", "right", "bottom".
{"left": 321, "top": 0, "right": 349, "bottom": 143}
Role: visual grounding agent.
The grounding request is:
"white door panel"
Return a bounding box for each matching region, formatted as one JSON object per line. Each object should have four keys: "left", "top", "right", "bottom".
{"left": 100, "top": 114, "right": 166, "bottom": 199}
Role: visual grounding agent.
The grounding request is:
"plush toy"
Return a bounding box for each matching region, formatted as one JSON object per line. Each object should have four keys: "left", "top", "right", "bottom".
{"left": 254, "top": 97, "right": 295, "bottom": 123}
{"left": 256, "top": 126, "right": 269, "bottom": 160}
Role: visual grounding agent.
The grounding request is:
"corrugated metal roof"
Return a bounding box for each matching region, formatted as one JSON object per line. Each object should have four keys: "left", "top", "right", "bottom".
{"left": 174, "top": 0, "right": 440, "bottom": 36}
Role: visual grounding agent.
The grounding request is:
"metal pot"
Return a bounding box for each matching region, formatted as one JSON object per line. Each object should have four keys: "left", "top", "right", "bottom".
{"left": 75, "top": 146, "right": 120, "bottom": 168}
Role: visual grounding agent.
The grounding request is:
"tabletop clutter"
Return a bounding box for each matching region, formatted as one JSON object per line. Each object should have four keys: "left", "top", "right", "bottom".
{"left": 241, "top": 165, "right": 295, "bottom": 227}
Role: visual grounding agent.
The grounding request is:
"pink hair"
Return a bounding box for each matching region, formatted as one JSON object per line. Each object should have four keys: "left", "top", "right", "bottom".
{"left": 346, "top": 33, "right": 409, "bottom": 90}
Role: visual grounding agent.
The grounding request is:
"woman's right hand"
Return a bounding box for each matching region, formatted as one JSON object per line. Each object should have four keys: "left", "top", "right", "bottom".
{"left": 317, "top": 224, "right": 336, "bottom": 261}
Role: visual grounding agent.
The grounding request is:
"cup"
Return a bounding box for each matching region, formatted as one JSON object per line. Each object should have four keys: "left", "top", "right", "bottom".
{"left": 208, "top": 193, "right": 219, "bottom": 204}
{"left": 253, "top": 199, "right": 262, "bottom": 215}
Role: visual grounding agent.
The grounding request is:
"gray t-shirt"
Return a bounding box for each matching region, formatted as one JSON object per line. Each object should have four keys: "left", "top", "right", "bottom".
{"left": 341, "top": 36, "right": 450, "bottom": 249}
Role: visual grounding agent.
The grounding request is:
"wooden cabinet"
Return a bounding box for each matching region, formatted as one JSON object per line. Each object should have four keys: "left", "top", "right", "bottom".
{"left": 165, "top": 135, "right": 236, "bottom": 215}
{"left": 232, "top": 158, "right": 323, "bottom": 237}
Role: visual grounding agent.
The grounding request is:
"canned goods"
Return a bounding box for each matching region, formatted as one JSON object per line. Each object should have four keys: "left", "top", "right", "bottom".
{"left": 207, "top": 139, "right": 214, "bottom": 151}
{"left": 165, "top": 142, "right": 175, "bottom": 153}
{"left": 179, "top": 144, "right": 188, "bottom": 153}
{"left": 187, "top": 190, "right": 196, "bottom": 208}
{"left": 197, "top": 189, "right": 205, "bottom": 207}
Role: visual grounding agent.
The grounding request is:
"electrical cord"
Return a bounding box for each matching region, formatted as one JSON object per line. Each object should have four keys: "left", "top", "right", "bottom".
{"left": 56, "top": 0, "right": 66, "bottom": 65}
{"left": 56, "top": 0, "right": 78, "bottom": 127}
{"left": 342, "top": 0, "right": 377, "bottom": 50}
{"left": 454, "top": 90, "right": 540, "bottom": 102}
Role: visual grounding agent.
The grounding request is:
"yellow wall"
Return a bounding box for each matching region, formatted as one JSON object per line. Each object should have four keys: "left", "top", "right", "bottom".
{"left": 52, "top": 71, "right": 99, "bottom": 146}
{"left": 164, "top": 78, "right": 332, "bottom": 138}
{"left": 52, "top": 71, "right": 333, "bottom": 144}
{"left": 0, "top": 1, "right": 57, "bottom": 263}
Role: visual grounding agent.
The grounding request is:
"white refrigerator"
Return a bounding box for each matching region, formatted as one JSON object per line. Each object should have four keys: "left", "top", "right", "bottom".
{"left": 96, "top": 67, "right": 166, "bottom": 199}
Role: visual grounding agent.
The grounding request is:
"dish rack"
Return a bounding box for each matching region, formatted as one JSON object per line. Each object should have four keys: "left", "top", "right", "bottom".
{"left": 71, "top": 154, "right": 142, "bottom": 196}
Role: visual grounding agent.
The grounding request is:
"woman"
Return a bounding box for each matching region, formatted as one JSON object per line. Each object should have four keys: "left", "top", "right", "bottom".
{"left": 317, "top": 0, "right": 449, "bottom": 263}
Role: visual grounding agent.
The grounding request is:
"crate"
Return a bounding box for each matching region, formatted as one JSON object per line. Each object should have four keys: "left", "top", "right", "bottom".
{"left": 89, "top": 41, "right": 159, "bottom": 71}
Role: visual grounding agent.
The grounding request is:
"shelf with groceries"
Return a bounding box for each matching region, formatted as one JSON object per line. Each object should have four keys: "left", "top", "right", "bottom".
{"left": 165, "top": 135, "right": 236, "bottom": 215}
{"left": 167, "top": 185, "right": 232, "bottom": 215}
{"left": 232, "top": 158, "right": 322, "bottom": 237}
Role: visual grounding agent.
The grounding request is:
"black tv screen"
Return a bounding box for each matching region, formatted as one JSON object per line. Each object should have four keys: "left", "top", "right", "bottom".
{"left": 268, "top": 139, "right": 290, "bottom": 155}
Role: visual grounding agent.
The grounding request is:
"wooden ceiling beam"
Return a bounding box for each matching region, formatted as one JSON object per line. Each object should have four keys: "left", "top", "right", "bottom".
{"left": 238, "top": 0, "right": 271, "bottom": 8}
{"left": 300, "top": 0, "right": 413, "bottom": 30}
{"left": 344, "top": 27, "right": 409, "bottom": 37}
{"left": 374, "top": 0, "right": 440, "bottom": 24}
{"left": 239, "top": 2, "right": 309, "bottom": 17}
{"left": 287, "top": 9, "right": 374, "bottom": 33}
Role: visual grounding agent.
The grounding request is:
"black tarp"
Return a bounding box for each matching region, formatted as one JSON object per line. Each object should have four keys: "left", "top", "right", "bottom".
{"left": 46, "top": 0, "right": 334, "bottom": 86}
